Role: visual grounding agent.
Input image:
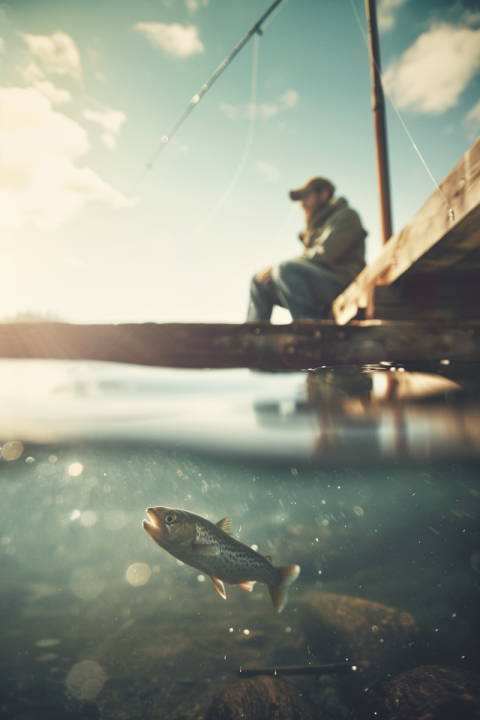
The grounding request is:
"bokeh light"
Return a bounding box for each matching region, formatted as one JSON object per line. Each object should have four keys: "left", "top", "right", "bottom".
{"left": 126, "top": 563, "right": 151, "bottom": 586}
{"left": 80, "top": 510, "right": 97, "bottom": 527}
{"left": 66, "top": 660, "right": 107, "bottom": 699}
{"left": 1, "top": 441, "right": 24, "bottom": 461}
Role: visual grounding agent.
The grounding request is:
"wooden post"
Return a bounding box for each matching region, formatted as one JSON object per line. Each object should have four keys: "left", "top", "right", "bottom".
{"left": 365, "top": 0, "right": 393, "bottom": 246}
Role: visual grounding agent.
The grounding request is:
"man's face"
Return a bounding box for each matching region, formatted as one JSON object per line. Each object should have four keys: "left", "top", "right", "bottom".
{"left": 300, "top": 189, "right": 329, "bottom": 219}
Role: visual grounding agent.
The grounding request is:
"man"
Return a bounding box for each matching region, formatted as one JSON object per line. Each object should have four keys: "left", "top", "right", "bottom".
{"left": 247, "top": 177, "right": 367, "bottom": 320}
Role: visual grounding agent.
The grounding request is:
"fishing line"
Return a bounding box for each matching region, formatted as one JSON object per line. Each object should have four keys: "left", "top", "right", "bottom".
{"left": 348, "top": 0, "right": 453, "bottom": 217}
{"left": 131, "top": 0, "right": 288, "bottom": 191}
{"left": 185, "top": 32, "right": 259, "bottom": 246}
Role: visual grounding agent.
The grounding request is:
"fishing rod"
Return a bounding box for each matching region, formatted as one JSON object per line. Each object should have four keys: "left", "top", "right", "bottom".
{"left": 136, "top": 0, "right": 287, "bottom": 183}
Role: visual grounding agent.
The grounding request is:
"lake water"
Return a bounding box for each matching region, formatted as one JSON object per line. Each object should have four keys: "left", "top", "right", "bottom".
{"left": 1, "top": 360, "right": 479, "bottom": 719}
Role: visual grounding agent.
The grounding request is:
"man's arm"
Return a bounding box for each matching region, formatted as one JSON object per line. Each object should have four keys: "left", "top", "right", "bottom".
{"left": 255, "top": 266, "right": 272, "bottom": 283}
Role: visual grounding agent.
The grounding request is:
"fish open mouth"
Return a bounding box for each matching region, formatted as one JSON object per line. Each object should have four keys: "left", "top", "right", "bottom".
{"left": 142, "top": 507, "right": 164, "bottom": 542}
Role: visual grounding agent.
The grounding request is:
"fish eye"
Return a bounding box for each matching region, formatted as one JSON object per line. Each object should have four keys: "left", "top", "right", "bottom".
{"left": 165, "top": 514, "right": 174, "bottom": 524}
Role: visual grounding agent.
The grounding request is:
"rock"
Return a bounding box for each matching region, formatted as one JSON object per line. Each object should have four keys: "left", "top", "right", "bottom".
{"left": 347, "top": 665, "right": 480, "bottom": 719}
{"left": 301, "top": 593, "right": 438, "bottom": 677}
{"left": 204, "top": 676, "right": 322, "bottom": 720}
{"left": 299, "top": 592, "right": 443, "bottom": 709}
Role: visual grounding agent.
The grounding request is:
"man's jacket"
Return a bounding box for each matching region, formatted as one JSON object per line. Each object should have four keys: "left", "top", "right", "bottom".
{"left": 298, "top": 197, "right": 367, "bottom": 287}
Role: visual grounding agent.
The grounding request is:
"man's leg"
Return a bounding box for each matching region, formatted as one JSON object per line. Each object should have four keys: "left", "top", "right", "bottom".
{"left": 270, "top": 260, "right": 345, "bottom": 319}
{"left": 247, "top": 275, "right": 284, "bottom": 320}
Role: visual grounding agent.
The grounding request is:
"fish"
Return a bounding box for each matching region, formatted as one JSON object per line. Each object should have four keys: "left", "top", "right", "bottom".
{"left": 142, "top": 506, "right": 300, "bottom": 612}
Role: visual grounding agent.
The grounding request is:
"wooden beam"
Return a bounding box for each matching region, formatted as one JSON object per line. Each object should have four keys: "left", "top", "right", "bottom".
{"left": 1, "top": 319, "right": 480, "bottom": 370}
{"left": 332, "top": 134, "right": 480, "bottom": 325}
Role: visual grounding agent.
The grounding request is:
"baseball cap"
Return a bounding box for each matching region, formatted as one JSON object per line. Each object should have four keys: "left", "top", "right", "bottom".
{"left": 289, "top": 177, "right": 335, "bottom": 201}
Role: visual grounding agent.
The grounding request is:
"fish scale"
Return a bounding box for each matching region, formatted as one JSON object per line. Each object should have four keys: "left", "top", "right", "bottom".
{"left": 192, "top": 514, "right": 279, "bottom": 584}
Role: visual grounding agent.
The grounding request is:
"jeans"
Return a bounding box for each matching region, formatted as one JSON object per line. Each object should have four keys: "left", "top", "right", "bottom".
{"left": 247, "top": 260, "right": 346, "bottom": 321}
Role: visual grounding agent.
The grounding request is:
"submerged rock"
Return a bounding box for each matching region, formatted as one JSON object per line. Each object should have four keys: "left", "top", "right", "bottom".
{"left": 300, "top": 592, "right": 443, "bottom": 709}
{"left": 204, "top": 676, "right": 321, "bottom": 720}
{"left": 347, "top": 665, "right": 480, "bottom": 719}
{"left": 301, "top": 593, "right": 437, "bottom": 676}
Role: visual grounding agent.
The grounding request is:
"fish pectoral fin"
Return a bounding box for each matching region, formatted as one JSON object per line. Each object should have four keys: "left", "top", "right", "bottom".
{"left": 191, "top": 544, "right": 219, "bottom": 556}
{"left": 210, "top": 576, "right": 227, "bottom": 599}
{"left": 238, "top": 580, "right": 256, "bottom": 592}
{"left": 215, "top": 517, "right": 232, "bottom": 535}
{"left": 264, "top": 555, "right": 273, "bottom": 564}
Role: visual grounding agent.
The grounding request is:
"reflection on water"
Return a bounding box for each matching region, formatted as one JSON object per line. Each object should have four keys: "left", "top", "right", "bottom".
{"left": 0, "top": 359, "right": 480, "bottom": 462}
{"left": 0, "top": 360, "right": 479, "bottom": 718}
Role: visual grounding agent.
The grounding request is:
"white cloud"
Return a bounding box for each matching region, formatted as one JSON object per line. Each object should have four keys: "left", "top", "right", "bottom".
{"left": 464, "top": 98, "right": 480, "bottom": 136}
{"left": 83, "top": 108, "right": 126, "bottom": 149}
{"left": 384, "top": 23, "right": 480, "bottom": 114}
{"left": 134, "top": 22, "right": 204, "bottom": 58}
{"left": 279, "top": 90, "right": 299, "bottom": 108}
{"left": 0, "top": 37, "right": 5, "bottom": 55}
{"left": 22, "top": 63, "right": 71, "bottom": 104}
{"left": 219, "top": 103, "right": 238, "bottom": 121}
{"left": 34, "top": 80, "right": 72, "bottom": 105}
{"left": 22, "top": 31, "right": 82, "bottom": 80}
{"left": 378, "top": 0, "right": 409, "bottom": 32}
{"left": 247, "top": 103, "right": 279, "bottom": 120}
{"left": 255, "top": 160, "right": 280, "bottom": 183}
{"left": 223, "top": 90, "right": 299, "bottom": 122}
{"left": 0, "top": 87, "right": 138, "bottom": 229}
{"left": 22, "top": 61, "right": 44, "bottom": 84}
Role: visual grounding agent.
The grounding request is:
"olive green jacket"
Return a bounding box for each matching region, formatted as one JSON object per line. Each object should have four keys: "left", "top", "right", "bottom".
{"left": 298, "top": 197, "right": 367, "bottom": 287}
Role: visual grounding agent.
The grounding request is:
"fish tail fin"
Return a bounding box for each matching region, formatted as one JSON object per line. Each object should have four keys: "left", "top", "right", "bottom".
{"left": 268, "top": 564, "right": 300, "bottom": 613}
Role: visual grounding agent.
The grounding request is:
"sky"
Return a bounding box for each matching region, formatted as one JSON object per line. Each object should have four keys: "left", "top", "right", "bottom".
{"left": 1, "top": 0, "right": 480, "bottom": 325}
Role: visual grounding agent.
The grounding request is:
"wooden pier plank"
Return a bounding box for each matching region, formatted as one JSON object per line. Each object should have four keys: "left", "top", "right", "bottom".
{"left": 332, "top": 134, "right": 480, "bottom": 325}
{"left": 1, "top": 319, "right": 480, "bottom": 370}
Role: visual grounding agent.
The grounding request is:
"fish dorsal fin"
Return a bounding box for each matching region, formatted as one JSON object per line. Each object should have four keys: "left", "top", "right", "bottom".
{"left": 210, "top": 575, "right": 227, "bottom": 599}
{"left": 265, "top": 555, "right": 273, "bottom": 564}
{"left": 216, "top": 517, "right": 232, "bottom": 535}
{"left": 238, "top": 580, "right": 256, "bottom": 592}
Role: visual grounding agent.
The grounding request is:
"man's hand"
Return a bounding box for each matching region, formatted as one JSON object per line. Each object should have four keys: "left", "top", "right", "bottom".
{"left": 255, "top": 266, "right": 272, "bottom": 283}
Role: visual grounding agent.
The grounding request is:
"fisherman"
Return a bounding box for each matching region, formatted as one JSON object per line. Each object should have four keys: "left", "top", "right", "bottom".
{"left": 247, "top": 177, "right": 367, "bottom": 320}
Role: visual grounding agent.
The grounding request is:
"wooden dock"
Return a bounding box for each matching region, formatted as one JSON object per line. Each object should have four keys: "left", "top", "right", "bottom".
{"left": 333, "top": 134, "right": 480, "bottom": 324}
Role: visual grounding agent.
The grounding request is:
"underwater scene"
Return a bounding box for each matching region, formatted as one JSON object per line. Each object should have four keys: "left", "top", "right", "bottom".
{"left": 1, "top": 360, "right": 480, "bottom": 719}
